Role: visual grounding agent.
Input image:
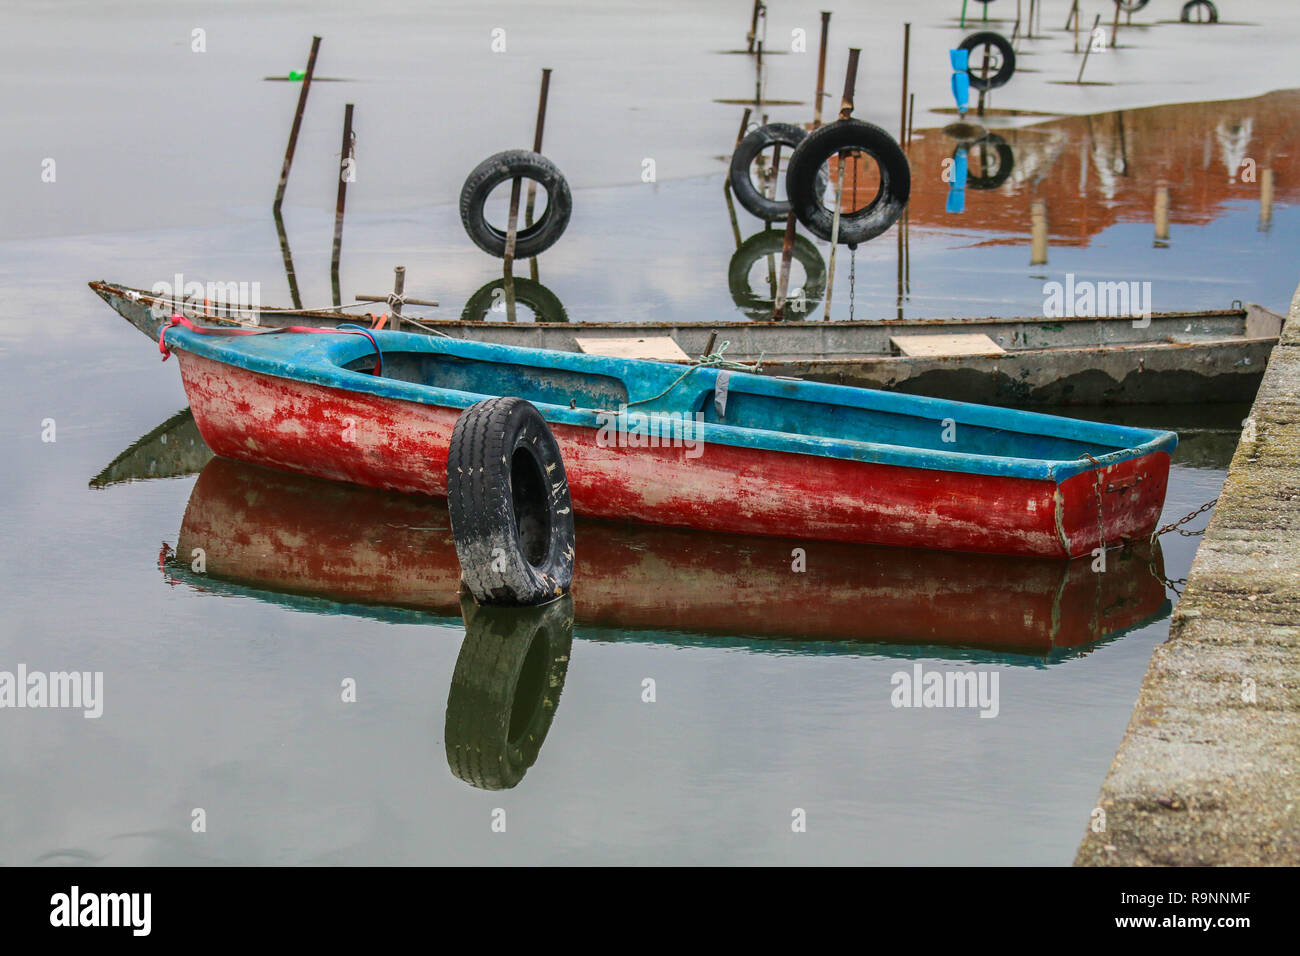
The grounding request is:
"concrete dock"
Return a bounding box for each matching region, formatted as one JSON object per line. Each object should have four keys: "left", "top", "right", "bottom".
{"left": 1076, "top": 283, "right": 1300, "bottom": 866}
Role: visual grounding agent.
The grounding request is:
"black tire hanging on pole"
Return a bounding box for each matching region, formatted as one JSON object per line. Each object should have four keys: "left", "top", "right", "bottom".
{"left": 962, "top": 133, "right": 1015, "bottom": 190}
{"left": 459, "top": 150, "right": 572, "bottom": 259}
{"left": 447, "top": 396, "right": 575, "bottom": 606}
{"left": 444, "top": 594, "right": 574, "bottom": 790}
{"left": 1115, "top": 0, "right": 1149, "bottom": 12}
{"left": 461, "top": 277, "right": 569, "bottom": 323}
{"left": 1180, "top": 0, "right": 1218, "bottom": 23}
{"left": 958, "top": 32, "right": 1016, "bottom": 91}
{"left": 785, "top": 118, "right": 910, "bottom": 246}
{"left": 727, "top": 230, "right": 827, "bottom": 319}
{"left": 728, "top": 123, "right": 829, "bottom": 221}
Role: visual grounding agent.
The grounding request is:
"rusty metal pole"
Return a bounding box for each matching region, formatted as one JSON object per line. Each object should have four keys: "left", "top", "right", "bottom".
{"left": 273, "top": 36, "right": 321, "bottom": 211}
{"left": 977, "top": 45, "right": 991, "bottom": 116}
{"left": 524, "top": 68, "right": 552, "bottom": 282}
{"left": 1071, "top": 0, "right": 1080, "bottom": 52}
{"left": 907, "top": 93, "right": 915, "bottom": 147}
{"left": 330, "top": 102, "right": 354, "bottom": 308}
{"left": 1111, "top": 1, "right": 1122, "bottom": 47}
{"left": 1077, "top": 14, "right": 1101, "bottom": 83}
{"left": 747, "top": 0, "right": 761, "bottom": 53}
{"left": 823, "top": 49, "right": 861, "bottom": 321}
{"left": 899, "top": 23, "right": 910, "bottom": 146}
{"left": 502, "top": 178, "right": 522, "bottom": 323}
{"left": 813, "top": 11, "right": 830, "bottom": 127}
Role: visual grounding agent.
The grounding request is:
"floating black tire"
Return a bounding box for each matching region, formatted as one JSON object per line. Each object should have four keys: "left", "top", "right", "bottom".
{"left": 1180, "top": 0, "right": 1218, "bottom": 22}
{"left": 959, "top": 32, "right": 1016, "bottom": 92}
{"left": 728, "top": 123, "right": 829, "bottom": 221}
{"left": 1115, "top": 0, "right": 1149, "bottom": 12}
{"left": 963, "top": 133, "right": 1015, "bottom": 190}
{"left": 727, "top": 230, "right": 827, "bottom": 320}
{"left": 461, "top": 277, "right": 569, "bottom": 323}
{"left": 444, "top": 594, "right": 574, "bottom": 790}
{"left": 447, "top": 397, "right": 575, "bottom": 606}
{"left": 785, "top": 118, "right": 910, "bottom": 246}
{"left": 459, "top": 150, "right": 572, "bottom": 259}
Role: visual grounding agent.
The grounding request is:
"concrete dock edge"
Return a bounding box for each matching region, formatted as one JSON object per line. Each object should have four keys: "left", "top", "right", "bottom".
{"left": 1076, "top": 283, "right": 1300, "bottom": 866}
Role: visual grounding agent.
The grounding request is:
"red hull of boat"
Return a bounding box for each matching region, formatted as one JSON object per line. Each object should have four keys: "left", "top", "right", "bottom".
{"left": 177, "top": 352, "right": 1170, "bottom": 558}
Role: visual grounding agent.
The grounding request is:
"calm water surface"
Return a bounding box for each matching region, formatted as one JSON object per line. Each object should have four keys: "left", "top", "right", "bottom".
{"left": 1, "top": 3, "right": 1294, "bottom": 865}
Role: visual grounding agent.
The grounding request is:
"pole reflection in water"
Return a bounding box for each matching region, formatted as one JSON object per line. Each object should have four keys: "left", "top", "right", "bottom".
{"left": 728, "top": 228, "right": 826, "bottom": 321}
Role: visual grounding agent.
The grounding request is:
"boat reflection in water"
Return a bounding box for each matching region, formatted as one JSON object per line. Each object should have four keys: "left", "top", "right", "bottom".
{"left": 168, "top": 456, "right": 1169, "bottom": 657}
{"left": 158, "top": 456, "right": 1170, "bottom": 788}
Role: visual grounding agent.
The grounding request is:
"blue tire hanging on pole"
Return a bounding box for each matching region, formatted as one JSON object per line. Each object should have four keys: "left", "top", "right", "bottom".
{"left": 784, "top": 119, "right": 910, "bottom": 246}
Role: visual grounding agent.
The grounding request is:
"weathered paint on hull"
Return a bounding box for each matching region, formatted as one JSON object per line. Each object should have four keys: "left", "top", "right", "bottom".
{"left": 178, "top": 351, "right": 1169, "bottom": 558}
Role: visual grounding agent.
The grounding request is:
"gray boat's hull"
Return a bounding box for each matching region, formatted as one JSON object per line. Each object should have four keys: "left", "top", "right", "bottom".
{"left": 90, "top": 280, "right": 1282, "bottom": 406}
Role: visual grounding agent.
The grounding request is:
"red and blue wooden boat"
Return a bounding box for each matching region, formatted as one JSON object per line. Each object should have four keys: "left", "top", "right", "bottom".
{"left": 134, "top": 312, "right": 1174, "bottom": 558}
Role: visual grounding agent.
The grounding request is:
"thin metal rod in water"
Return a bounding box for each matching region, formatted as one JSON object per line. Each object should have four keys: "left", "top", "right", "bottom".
{"left": 899, "top": 23, "right": 910, "bottom": 145}
{"left": 524, "top": 67, "right": 552, "bottom": 282}
{"left": 273, "top": 36, "right": 321, "bottom": 211}
{"left": 1077, "top": 14, "right": 1101, "bottom": 83}
{"left": 813, "top": 11, "right": 830, "bottom": 127}
{"left": 330, "top": 102, "right": 354, "bottom": 307}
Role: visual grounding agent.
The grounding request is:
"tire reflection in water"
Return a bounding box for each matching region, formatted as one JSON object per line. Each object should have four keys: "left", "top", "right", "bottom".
{"left": 445, "top": 595, "right": 574, "bottom": 790}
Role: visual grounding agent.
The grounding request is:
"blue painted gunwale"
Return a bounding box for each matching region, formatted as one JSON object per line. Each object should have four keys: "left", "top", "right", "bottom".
{"left": 162, "top": 325, "right": 1178, "bottom": 483}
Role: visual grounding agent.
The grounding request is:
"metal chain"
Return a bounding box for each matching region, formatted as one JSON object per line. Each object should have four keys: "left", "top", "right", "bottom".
{"left": 848, "top": 245, "right": 857, "bottom": 320}
{"left": 1153, "top": 498, "right": 1219, "bottom": 538}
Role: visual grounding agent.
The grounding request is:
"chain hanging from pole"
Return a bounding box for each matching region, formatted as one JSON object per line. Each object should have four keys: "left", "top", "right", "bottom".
{"left": 848, "top": 245, "right": 857, "bottom": 320}
{"left": 848, "top": 152, "right": 858, "bottom": 321}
